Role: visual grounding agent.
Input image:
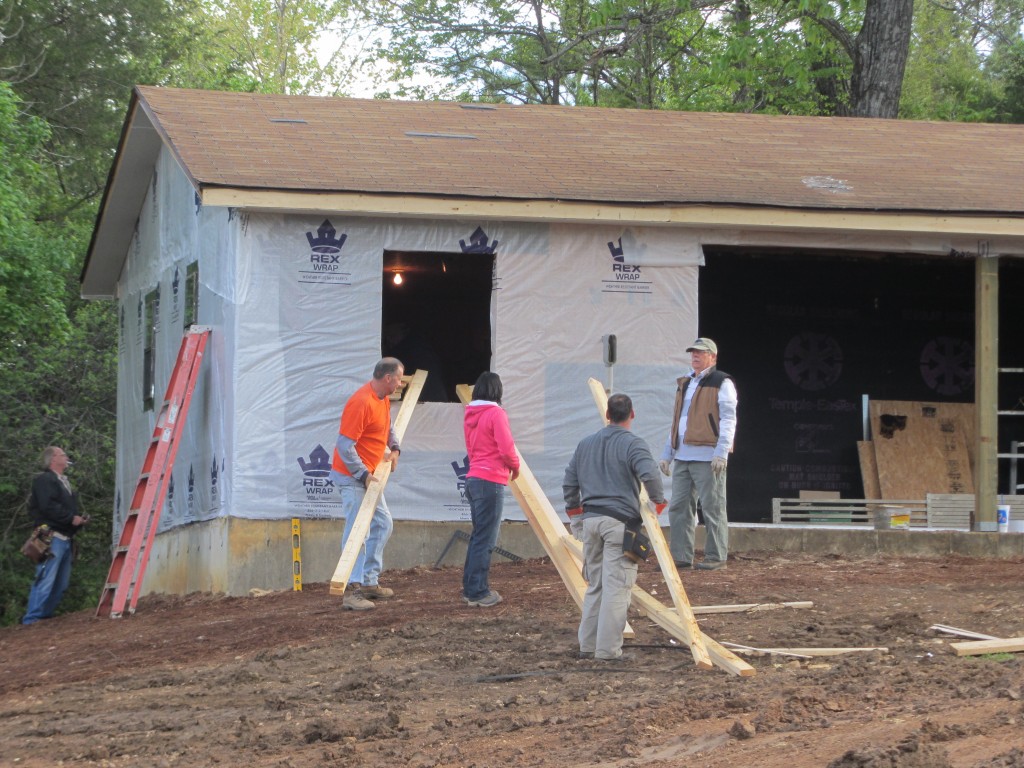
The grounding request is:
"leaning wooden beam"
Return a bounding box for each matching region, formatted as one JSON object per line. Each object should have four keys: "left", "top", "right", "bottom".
{"left": 330, "top": 370, "right": 427, "bottom": 596}
{"left": 722, "top": 642, "right": 889, "bottom": 657}
{"left": 562, "top": 535, "right": 754, "bottom": 676}
{"left": 929, "top": 624, "right": 1001, "bottom": 641}
{"left": 950, "top": 637, "right": 1024, "bottom": 656}
{"left": 692, "top": 601, "right": 814, "bottom": 615}
{"left": 586, "top": 378, "right": 712, "bottom": 670}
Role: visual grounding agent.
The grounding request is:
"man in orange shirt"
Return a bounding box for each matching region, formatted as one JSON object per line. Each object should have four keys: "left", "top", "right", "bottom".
{"left": 331, "top": 358, "right": 404, "bottom": 610}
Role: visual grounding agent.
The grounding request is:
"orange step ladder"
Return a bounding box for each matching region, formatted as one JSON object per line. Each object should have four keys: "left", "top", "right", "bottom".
{"left": 97, "top": 326, "right": 211, "bottom": 618}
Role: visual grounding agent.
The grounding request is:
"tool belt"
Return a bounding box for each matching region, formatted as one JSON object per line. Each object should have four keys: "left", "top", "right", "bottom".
{"left": 21, "top": 525, "right": 54, "bottom": 564}
{"left": 583, "top": 506, "right": 652, "bottom": 564}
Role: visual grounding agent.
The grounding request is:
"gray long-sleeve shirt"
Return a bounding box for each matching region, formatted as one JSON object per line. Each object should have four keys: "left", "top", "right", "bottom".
{"left": 563, "top": 424, "right": 665, "bottom": 522}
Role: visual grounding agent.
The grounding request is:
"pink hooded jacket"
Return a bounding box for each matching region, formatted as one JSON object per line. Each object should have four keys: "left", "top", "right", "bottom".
{"left": 464, "top": 401, "right": 520, "bottom": 485}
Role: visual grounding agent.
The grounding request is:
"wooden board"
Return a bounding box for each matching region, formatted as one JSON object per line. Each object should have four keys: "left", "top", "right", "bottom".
{"left": 857, "top": 441, "right": 882, "bottom": 500}
{"left": 950, "top": 637, "right": 1024, "bottom": 656}
{"left": 869, "top": 400, "right": 974, "bottom": 499}
{"left": 330, "top": 370, "right": 428, "bottom": 595}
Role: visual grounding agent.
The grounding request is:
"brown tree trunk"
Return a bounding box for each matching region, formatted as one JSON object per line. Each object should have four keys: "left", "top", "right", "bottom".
{"left": 844, "top": 0, "right": 913, "bottom": 118}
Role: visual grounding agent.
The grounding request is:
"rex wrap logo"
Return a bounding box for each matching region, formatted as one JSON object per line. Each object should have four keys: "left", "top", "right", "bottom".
{"left": 299, "top": 220, "right": 352, "bottom": 286}
{"left": 297, "top": 445, "right": 335, "bottom": 499}
{"left": 451, "top": 455, "right": 470, "bottom": 501}
{"left": 602, "top": 234, "right": 652, "bottom": 295}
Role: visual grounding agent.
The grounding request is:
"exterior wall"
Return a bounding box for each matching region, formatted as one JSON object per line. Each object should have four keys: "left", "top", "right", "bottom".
{"left": 224, "top": 213, "right": 702, "bottom": 525}
{"left": 113, "top": 148, "right": 239, "bottom": 541}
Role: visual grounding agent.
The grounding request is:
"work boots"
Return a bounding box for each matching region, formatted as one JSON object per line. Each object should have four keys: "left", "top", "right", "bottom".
{"left": 360, "top": 584, "right": 394, "bottom": 600}
{"left": 342, "top": 585, "right": 374, "bottom": 611}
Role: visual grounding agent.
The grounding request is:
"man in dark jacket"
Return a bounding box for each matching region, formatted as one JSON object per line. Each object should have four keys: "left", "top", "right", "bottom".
{"left": 23, "top": 446, "right": 89, "bottom": 624}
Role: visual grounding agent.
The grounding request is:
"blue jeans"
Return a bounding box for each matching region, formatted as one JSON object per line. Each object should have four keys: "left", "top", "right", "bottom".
{"left": 463, "top": 477, "right": 504, "bottom": 600}
{"left": 23, "top": 535, "right": 74, "bottom": 624}
{"left": 338, "top": 474, "right": 393, "bottom": 587}
{"left": 668, "top": 460, "right": 728, "bottom": 564}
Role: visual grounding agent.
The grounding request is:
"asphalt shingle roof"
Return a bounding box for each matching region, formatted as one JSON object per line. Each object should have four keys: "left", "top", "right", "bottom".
{"left": 136, "top": 85, "right": 1024, "bottom": 215}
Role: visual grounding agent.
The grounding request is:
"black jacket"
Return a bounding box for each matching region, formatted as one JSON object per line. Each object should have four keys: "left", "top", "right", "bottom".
{"left": 28, "top": 470, "right": 80, "bottom": 537}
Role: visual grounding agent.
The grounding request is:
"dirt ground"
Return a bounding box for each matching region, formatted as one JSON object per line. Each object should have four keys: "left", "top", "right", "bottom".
{"left": 1, "top": 550, "right": 1023, "bottom": 768}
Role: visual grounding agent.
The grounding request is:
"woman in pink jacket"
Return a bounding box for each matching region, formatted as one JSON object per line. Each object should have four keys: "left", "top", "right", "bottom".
{"left": 462, "top": 372, "right": 520, "bottom": 607}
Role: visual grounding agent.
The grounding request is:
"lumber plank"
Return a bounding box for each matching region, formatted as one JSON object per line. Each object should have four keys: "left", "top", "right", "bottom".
{"left": 857, "top": 441, "right": 881, "bottom": 500}
{"left": 692, "top": 601, "right": 813, "bottom": 615}
{"left": 722, "top": 643, "right": 889, "bottom": 656}
{"left": 949, "top": 637, "right": 1024, "bottom": 656}
{"left": 330, "top": 370, "right": 427, "bottom": 596}
{"left": 586, "top": 378, "right": 712, "bottom": 670}
{"left": 929, "top": 624, "right": 1000, "bottom": 641}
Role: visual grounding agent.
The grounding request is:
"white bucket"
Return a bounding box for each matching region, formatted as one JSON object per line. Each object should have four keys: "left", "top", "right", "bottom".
{"left": 998, "top": 505, "right": 1011, "bottom": 534}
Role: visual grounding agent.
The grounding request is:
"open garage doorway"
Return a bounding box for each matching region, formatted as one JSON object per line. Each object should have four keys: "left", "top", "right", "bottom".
{"left": 381, "top": 249, "right": 495, "bottom": 402}
{"left": 699, "top": 248, "right": 988, "bottom": 521}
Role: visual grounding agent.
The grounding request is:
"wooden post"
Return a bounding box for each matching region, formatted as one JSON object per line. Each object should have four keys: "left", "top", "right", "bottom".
{"left": 586, "top": 378, "right": 712, "bottom": 670}
{"left": 329, "top": 370, "right": 427, "bottom": 596}
{"left": 975, "top": 251, "right": 999, "bottom": 530}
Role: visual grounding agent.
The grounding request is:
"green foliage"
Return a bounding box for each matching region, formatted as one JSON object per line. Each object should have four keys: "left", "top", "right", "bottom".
{"left": 985, "top": 38, "right": 1024, "bottom": 123}
{"left": 0, "top": 83, "right": 69, "bottom": 353}
{"left": 900, "top": 1, "right": 999, "bottom": 121}
{"left": 0, "top": 0, "right": 188, "bottom": 207}
{"left": 163, "top": 0, "right": 375, "bottom": 95}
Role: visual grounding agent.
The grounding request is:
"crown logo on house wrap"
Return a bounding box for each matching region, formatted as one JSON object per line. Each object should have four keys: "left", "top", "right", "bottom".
{"left": 210, "top": 457, "right": 218, "bottom": 487}
{"left": 306, "top": 220, "right": 347, "bottom": 254}
{"left": 460, "top": 226, "right": 498, "bottom": 254}
{"left": 608, "top": 238, "right": 625, "bottom": 262}
{"left": 298, "top": 445, "right": 332, "bottom": 478}
{"left": 451, "top": 455, "right": 470, "bottom": 482}
{"left": 188, "top": 464, "right": 195, "bottom": 493}
{"left": 172, "top": 267, "right": 180, "bottom": 296}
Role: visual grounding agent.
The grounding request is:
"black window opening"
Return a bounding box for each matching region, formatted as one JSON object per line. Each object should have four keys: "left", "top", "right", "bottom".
{"left": 382, "top": 250, "right": 494, "bottom": 403}
{"left": 143, "top": 286, "right": 160, "bottom": 411}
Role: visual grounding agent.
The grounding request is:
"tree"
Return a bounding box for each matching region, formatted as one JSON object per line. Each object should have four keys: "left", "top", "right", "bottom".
{"left": 0, "top": 0, "right": 190, "bottom": 209}
{"left": 366, "top": 0, "right": 920, "bottom": 117}
{"left": 164, "top": 0, "right": 380, "bottom": 96}
{"left": 900, "top": 0, "right": 1000, "bottom": 121}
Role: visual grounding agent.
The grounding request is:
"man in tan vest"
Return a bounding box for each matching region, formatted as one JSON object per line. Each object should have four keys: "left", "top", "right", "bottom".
{"left": 659, "top": 338, "right": 738, "bottom": 570}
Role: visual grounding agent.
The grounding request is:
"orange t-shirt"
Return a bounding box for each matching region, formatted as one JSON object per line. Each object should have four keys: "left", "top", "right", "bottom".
{"left": 331, "top": 382, "right": 392, "bottom": 477}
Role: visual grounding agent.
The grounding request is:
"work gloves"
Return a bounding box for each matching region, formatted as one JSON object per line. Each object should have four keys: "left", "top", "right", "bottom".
{"left": 711, "top": 456, "right": 728, "bottom": 476}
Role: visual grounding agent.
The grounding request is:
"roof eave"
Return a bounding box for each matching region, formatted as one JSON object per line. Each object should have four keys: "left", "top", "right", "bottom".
{"left": 199, "top": 185, "right": 1024, "bottom": 248}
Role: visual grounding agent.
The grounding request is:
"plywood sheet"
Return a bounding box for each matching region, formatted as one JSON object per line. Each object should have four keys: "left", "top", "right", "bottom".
{"left": 857, "top": 441, "right": 881, "bottom": 500}
{"left": 869, "top": 400, "right": 974, "bottom": 499}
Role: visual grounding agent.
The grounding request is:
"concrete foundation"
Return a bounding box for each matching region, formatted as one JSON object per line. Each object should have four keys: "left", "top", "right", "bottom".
{"left": 140, "top": 519, "right": 1024, "bottom": 597}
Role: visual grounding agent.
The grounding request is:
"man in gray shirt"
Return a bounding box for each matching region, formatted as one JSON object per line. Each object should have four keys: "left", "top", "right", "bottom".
{"left": 564, "top": 393, "right": 666, "bottom": 661}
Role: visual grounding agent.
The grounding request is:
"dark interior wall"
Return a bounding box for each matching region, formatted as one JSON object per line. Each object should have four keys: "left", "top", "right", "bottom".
{"left": 699, "top": 249, "right": 1024, "bottom": 522}
{"left": 381, "top": 250, "right": 494, "bottom": 402}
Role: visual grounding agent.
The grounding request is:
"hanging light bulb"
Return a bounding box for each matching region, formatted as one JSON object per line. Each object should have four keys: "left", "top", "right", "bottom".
{"left": 393, "top": 271, "right": 403, "bottom": 285}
